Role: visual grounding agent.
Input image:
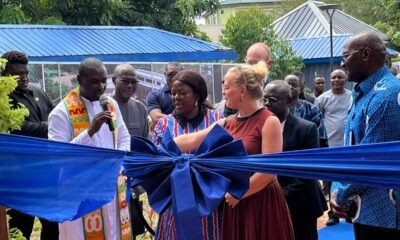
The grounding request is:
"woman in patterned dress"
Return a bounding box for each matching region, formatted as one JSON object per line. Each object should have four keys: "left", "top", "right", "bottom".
{"left": 152, "top": 70, "right": 224, "bottom": 240}
{"left": 174, "top": 62, "right": 294, "bottom": 240}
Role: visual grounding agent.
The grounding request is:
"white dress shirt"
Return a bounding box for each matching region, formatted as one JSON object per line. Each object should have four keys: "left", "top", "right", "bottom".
{"left": 49, "top": 96, "right": 130, "bottom": 240}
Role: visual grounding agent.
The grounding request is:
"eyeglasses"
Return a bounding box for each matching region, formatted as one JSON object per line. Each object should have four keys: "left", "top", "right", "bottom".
{"left": 263, "top": 96, "right": 280, "bottom": 104}
{"left": 342, "top": 48, "right": 365, "bottom": 61}
{"left": 166, "top": 71, "right": 180, "bottom": 78}
{"left": 119, "top": 79, "right": 138, "bottom": 86}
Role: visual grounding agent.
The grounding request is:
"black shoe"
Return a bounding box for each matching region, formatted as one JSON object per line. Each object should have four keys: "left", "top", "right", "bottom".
{"left": 326, "top": 216, "right": 339, "bottom": 226}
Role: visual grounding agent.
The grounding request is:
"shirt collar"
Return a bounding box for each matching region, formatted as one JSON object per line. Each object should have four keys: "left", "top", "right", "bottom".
{"left": 162, "top": 84, "right": 171, "bottom": 93}
{"left": 81, "top": 95, "right": 99, "bottom": 104}
{"left": 281, "top": 119, "right": 286, "bottom": 130}
{"left": 13, "top": 85, "right": 34, "bottom": 96}
{"left": 355, "top": 66, "right": 389, "bottom": 96}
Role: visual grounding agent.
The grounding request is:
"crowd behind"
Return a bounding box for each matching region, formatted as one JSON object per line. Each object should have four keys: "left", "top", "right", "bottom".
{"left": 3, "top": 31, "right": 400, "bottom": 240}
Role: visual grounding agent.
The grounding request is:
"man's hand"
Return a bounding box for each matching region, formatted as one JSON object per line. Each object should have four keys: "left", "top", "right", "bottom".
{"left": 87, "top": 111, "right": 113, "bottom": 137}
{"left": 330, "top": 190, "right": 349, "bottom": 219}
{"left": 225, "top": 193, "right": 240, "bottom": 208}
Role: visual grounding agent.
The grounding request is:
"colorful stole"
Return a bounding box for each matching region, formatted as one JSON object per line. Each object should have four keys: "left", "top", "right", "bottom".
{"left": 64, "top": 88, "right": 132, "bottom": 240}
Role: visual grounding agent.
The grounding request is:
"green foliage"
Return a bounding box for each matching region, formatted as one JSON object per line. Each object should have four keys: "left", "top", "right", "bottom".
{"left": 264, "top": 26, "right": 304, "bottom": 79}
{"left": 304, "top": 87, "right": 312, "bottom": 95}
{"left": 8, "top": 228, "right": 26, "bottom": 240}
{"left": 113, "top": 0, "right": 218, "bottom": 39}
{"left": 220, "top": 8, "right": 273, "bottom": 63}
{"left": 52, "top": 0, "right": 122, "bottom": 25}
{"left": 40, "top": 16, "right": 65, "bottom": 25}
{"left": 0, "top": 0, "right": 218, "bottom": 40}
{"left": 6, "top": 214, "right": 26, "bottom": 240}
{"left": 194, "top": 30, "right": 212, "bottom": 42}
{"left": 219, "top": 7, "right": 303, "bottom": 79}
{"left": 0, "top": 59, "right": 29, "bottom": 133}
{"left": 370, "top": 0, "right": 400, "bottom": 48}
{"left": 0, "top": 5, "right": 27, "bottom": 24}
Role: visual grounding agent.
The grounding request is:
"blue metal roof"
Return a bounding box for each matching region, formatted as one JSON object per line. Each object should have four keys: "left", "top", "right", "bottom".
{"left": 289, "top": 35, "right": 399, "bottom": 64}
{"left": 273, "top": 1, "right": 388, "bottom": 41}
{"left": 0, "top": 25, "right": 237, "bottom": 62}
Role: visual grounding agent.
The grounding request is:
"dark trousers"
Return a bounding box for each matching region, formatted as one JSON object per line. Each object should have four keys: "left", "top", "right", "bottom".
{"left": 8, "top": 209, "right": 59, "bottom": 239}
{"left": 354, "top": 223, "right": 400, "bottom": 240}
{"left": 292, "top": 216, "right": 318, "bottom": 240}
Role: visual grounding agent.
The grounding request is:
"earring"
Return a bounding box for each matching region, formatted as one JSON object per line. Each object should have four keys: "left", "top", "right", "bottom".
{"left": 195, "top": 101, "right": 198, "bottom": 106}
{"left": 240, "top": 95, "right": 243, "bottom": 102}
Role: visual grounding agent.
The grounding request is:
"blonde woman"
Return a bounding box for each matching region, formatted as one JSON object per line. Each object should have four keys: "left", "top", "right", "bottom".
{"left": 174, "top": 62, "right": 294, "bottom": 240}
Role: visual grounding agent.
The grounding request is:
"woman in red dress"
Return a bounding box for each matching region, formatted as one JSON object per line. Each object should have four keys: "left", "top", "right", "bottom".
{"left": 174, "top": 61, "right": 294, "bottom": 240}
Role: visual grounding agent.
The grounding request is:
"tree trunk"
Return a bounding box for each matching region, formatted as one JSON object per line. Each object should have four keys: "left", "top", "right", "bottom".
{"left": 0, "top": 206, "right": 7, "bottom": 240}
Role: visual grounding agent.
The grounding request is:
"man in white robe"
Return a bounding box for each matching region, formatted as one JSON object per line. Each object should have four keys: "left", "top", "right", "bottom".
{"left": 49, "top": 58, "right": 131, "bottom": 240}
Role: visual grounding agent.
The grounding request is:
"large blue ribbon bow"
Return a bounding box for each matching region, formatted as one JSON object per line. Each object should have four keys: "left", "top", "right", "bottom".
{"left": 123, "top": 125, "right": 251, "bottom": 240}
{"left": 123, "top": 124, "right": 400, "bottom": 239}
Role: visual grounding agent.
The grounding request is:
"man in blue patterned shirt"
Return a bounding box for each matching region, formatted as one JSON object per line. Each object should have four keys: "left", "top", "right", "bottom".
{"left": 284, "top": 74, "right": 328, "bottom": 143}
{"left": 330, "top": 32, "right": 400, "bottom": 239}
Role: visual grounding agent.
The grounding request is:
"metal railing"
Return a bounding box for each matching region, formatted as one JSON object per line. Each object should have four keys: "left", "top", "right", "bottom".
{"left": 28, "top": 62, "right": 237, "bottom": 105}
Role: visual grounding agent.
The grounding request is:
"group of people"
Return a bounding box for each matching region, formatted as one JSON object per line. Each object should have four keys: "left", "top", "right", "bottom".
{"left": 3, "top": 31, "right": 400, "bottom": 240}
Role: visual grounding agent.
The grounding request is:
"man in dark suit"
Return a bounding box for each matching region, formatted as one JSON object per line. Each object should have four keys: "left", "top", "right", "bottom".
{"left": 2, "top": 51, "right": 58, "bottom": 239}
{"left": 264, "top": 80, "right": 327, "bottom": 240}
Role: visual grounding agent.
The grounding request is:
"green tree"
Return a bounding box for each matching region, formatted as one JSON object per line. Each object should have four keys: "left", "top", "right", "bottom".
{"left": 113, "top": 0, "right": 217, "bottom": 41}
{"left": 0, "top": 0, "right": 120, "bottom": 25}
{"left": 220, "top": 8, "right": 271, "bottom": 63}
{"left": 0, "top": 5, "right": 27, "bottom": 24}
{"left": 371, "top": 0, "right": 400, "bottom": 48}
{"left": 0, "top": 59, "right": 29, "bottom": 133}
{"left": 50, "top": 0, "right": 121, "bottom": 25}
{"left": 0, "top": 0, "right": 216, "bottom": 40}
{"left": 220, "top": 8, "right": 303, "bottom": 79}
{"left": 266, "top": 32, "right": 304, "bottom": 80}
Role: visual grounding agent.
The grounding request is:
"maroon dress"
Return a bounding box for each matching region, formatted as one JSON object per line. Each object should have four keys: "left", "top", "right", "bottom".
{"left": 222, "top": 108, "right": 294, "bottom": 240}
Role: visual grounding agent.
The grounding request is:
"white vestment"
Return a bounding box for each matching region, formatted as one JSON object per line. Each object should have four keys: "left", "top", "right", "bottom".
{"left": 49, "top": 96, "right": 131, "bottom": 240}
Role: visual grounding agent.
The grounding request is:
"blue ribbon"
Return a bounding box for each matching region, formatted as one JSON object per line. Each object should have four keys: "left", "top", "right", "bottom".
{"left": 0, "top": 133, "right": 124, "bottom": 222}
{"left": 1, "top": 123, "right": 400, "bottom": 237}
{"left": 124, "top": 125, "right": 250, "bottom": 240}
{"left": 124, "top": 124, "right": 400, "bottom": 239}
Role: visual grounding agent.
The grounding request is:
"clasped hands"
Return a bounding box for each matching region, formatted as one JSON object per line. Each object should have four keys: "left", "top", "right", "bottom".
{"left": 225, "top": 192, "right": 240, "bottom": 208}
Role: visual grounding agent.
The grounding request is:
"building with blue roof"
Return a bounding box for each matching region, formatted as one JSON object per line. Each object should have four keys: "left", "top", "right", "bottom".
{"left": 273, "top": 1, "right": 398, "bottom": 87}
{"left": 0, "top": 25, "right": 237, "bottom": 62}
{"left": 0, "top": 24, "right": 238, "bottom": 104}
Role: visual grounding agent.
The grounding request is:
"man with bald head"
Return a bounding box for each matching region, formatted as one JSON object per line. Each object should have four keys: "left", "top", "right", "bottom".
{"left": 331, "top": 32, "right": 400, "bottom": 239}
{"left": 49, "top": 58, "right": 131, "bottom": 240}
{"left": 264, "top": 80, "right": 326, "bottom": 240}
{"left": 112, "top": 64, "right": 148, "bottom": 237}
{"left": 315, "top": 69, "right": 351, "bottom": 147}
{"left": 246, "top": 42, "right": 272, "bottom": 67}
{"left": 112, "top": 64, "right": 149, "bottom": 138}
{"left": 246, "top": 42, "right": 273, "bottom": 87}
{"left": 315, "top": 69, "right": 352, "bottom": 226}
